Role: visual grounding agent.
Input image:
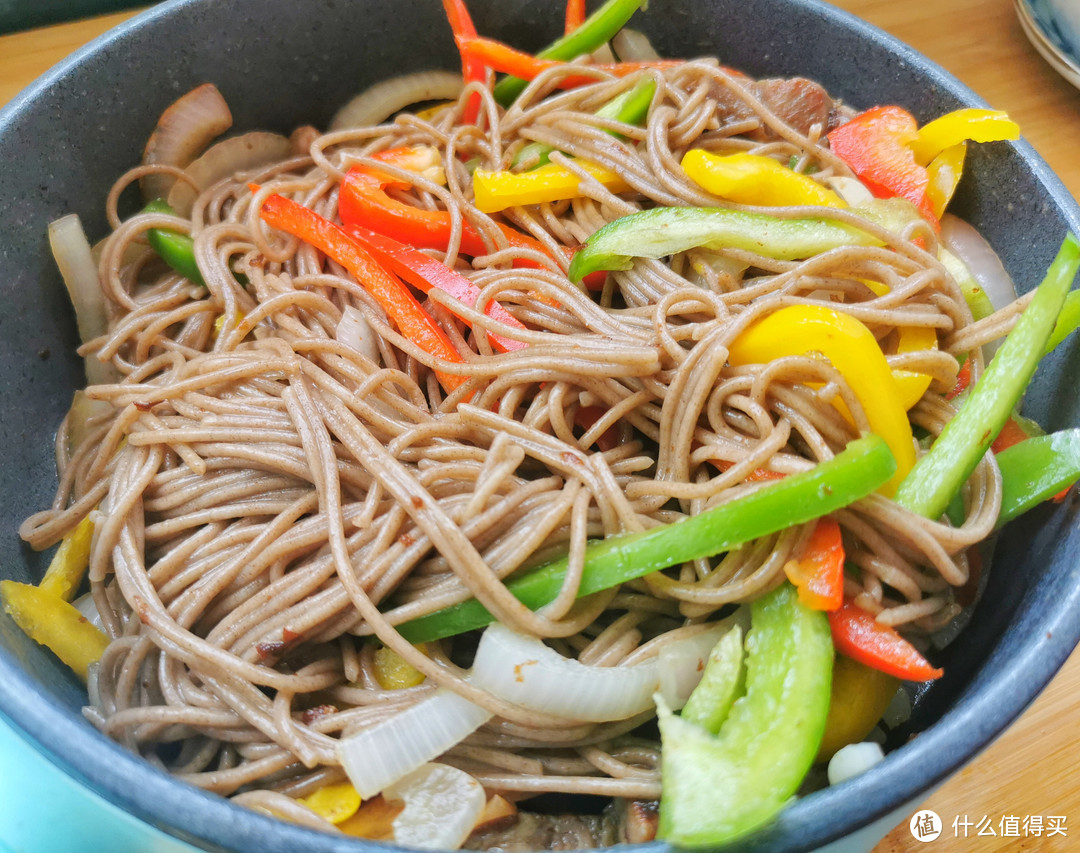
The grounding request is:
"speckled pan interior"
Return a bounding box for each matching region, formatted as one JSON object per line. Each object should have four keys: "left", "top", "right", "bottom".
{"left": 2, "top": 0, "right": 1080, "bottom": 850}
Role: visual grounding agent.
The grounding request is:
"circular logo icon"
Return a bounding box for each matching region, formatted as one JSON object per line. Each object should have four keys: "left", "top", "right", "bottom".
{"left": 909, "top": 809, "right": 943, "bottom": 842}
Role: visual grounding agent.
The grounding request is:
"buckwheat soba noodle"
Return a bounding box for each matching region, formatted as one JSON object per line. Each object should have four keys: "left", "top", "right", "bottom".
{"left": 10, "top": 10, "right": 1071, "bottom": 848}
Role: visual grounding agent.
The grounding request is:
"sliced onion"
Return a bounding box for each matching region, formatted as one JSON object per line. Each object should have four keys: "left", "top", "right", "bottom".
{"left": 612, "top": 28, "right": 661, "bottom": 61}
{"left": 141, "top": 83, "right": 233, "bottom": 202}
{"left": 471, "top": 623, "right": 660, "bottom": 722}
{"left": 385, "top": 763, "right": 487, "bottom": 850}
{"left": 72, "top": 591, "right": 104, "bottom": 632}
{"left": 941, "top": 213, "right": 1017, "bottom": 310}
{"left": 166, "top": 131, "right": 292, "bottom": 216}
{"left": 67, "top": 389, "right": 112, "bottom": 454}
{"left": 330, "top": 71, "right": 464, "bottom": 130}
{"left": 48, "top": 215, "right": 118, "bottom": 386}
{"left": 827, "top": 741, "right": 885, "bottom": 785}
{"left": 337, "top": 688, "right": 493, "bottom": 799}
{"left": 826, "top": 175, "right": 875, "bottom": 207}
{"left": 335, "top": 305, "right": 381, "bottom": 366}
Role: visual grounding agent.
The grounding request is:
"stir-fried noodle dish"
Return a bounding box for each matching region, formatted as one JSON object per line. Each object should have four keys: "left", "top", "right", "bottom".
{"left": 7, "top": 0, "right": 1080, "bottom": 848}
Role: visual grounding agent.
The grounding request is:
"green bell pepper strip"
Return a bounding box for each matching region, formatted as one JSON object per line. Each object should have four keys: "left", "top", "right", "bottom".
{"left": 656, "top": 583, "right": 833, "bottom": 847}
{"left": 679, "top": 624, "right": 745, "bottom": 735}
{"left": 995, "top": 430, "right": 1080, "bottom": 528}
{"left": 492, "top": 0, "right": 646, "bottom": 107}
{"left": 1045, "top": 288, "right": 1080, "bottom": 354}
{"left": 143, "top": 199, "right": 205, "bottom": 286}
{"left": 394, "top": 434, "right": 895, "bottom": 643}
{"left": 567, "top": 203, "right": 907, "bottom": 282}
{"left": 512, "top": 76, "right": 656, "bottom": 170}
{"left": 893, "top": 234, "right": 1080, "bottom": 520}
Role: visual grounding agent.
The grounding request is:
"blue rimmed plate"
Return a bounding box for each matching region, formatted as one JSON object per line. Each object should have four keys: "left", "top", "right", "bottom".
{"left": 1017, "top": 0, "right": 1080, "bottom": 89}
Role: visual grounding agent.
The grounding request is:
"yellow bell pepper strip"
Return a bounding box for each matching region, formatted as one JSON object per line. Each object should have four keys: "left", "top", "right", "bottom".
{"left": 492, "top": 0, "right": 648, "bottom": 106}
{"left": 892, "top": 324, "right": 937, "bottom": 410}
{"left": 995, "top": 430, "right": 1080, "bottom": 527}
{"left": 255, "top": 189, "right": 468, "bottom": 394}
{"left": 679, "top": 625, "right": 745, "bottom": 734}
{"left": 0, "top": 580, "right": 108, "bottom": 681}
{"left": 816, "top": 654, "right": 900, "bottom": 762}
{"left": 828, "top": 106, "right": 937, "bottom": 225}
{"left": 396, "top": 434, "right": 896, "bottom": 643}
{"left": 300, "top": 782, "right": 363, "bottom": 825}
{"left": 459, "top": 35, "right": 681, "bottom": 93}
{"left": 925, "top": 143, "right": 967, "bottom": 219}
{"left": 567, "top": 205, "right": 892, "bottom": 282}
{"left": 783, "top": 517, "right": 845, "bottom": 611}
{"left": 473, "top": 160, "right": 631, "bottom": 213}
{"left": 909, "top": 108, "right": 1020, "bottom": 165}
{"left": 827, "top": 599, "right": 943, "bottom": 681}
{"left": 727, "top": 304, "right": 916, "bottom": 495}
{"left": 656, "top": 583, "right": 833, "bottom": 847}
{"left": 344, "top": 224, "right": 529, "bottom": 353}
{"left": 38, "top": 513, "right": 94, "bottom": 601}
{"left": 373, "top": 643, "right": 428, "bottom": 689}
{"left": 681, "top": 150, "right": 846, "bottom": 208}
{"left": 512, "top": 76, "right": 656, "bottom": 170}
{"left": 440, "top": 0, "right": 485, "bottom": 124}
{"left": 893, "top": 233, "right": 1080, "bottom": 520}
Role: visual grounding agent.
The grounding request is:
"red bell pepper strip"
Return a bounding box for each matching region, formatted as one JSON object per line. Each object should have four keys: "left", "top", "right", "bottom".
{"left": 441, "top": 0, "right": 486, "bottom": 124}
{"left": 338, "top": 150, "right": 606, "bottom": 289}
{"left": 828, "top": 599, "right": 944, "bottom": 681}
{"left": 344, "top": 223, "right": 529, "bottom": 353}
{"left": 565, "top": 0, "right": 586, "bottom": 34}
{"left": 946, "top": 356, "right": 971, "bottom": 401}
{"left": 827, "top": 106, "right": 938, "bottom": 226}
{"left": 255, "top": 189, "right": 468, "bottom": 393}
{"left": 990, "top": 415, "right": 1031, "bottom": 454}
{"left": 783, "top": 518, "right": 845, "bottom": 611}
{"left": 458, "top": 35, "right": 682, "bottom": 91}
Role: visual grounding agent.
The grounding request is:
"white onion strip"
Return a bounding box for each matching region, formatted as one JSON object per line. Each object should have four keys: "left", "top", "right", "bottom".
{"left": 337, "top": 688, "right": 492, "bottom": 799}
{"left": 335, "top": 305, "right": 381, "bottom": 366}
{"left": 385, "top": 763, "right": 487, "bottom": 850}
{"left": 48, "top": 215, "right": 117, "bottom": 386}
{"left": 941, "top": 213, "right": 1017, "bottom": 310}
{"left": 330, "top": 71, "right": 464, "bottom": 130}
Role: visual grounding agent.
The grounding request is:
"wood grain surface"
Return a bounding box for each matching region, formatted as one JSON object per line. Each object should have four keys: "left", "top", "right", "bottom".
{"left": 1, "top": 2, "right": 1078, "bottom": 851}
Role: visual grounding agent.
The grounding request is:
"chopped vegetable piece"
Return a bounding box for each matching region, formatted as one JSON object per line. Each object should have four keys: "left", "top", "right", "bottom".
{"left": 990, "top": 415, "right": 1034, "bottom": 454}
{"left": 459, "top": 35, "right": 680, "bottom": 91}
{"left": 337, "top": 154, "right": 566, "bottom": 272}
{"left": 345, "top": 224, "right": 529, "bottom": 352}
{"left": 38, "top": 514, "right": 94, "bottom": 601}
{"left": 256, "top": 190, "right": 468, "bottom": 393}
{"left": 492, "top": 0, "right": 648, "bottom": 106}
{"left": 657, "top": 584, "right": 833, "bottom": 846}
{"left": 512, "top": 76, "right": 656, "bottom": 170}
{"left": 564, "top": 0, "right": 586, "bottom": 34}
{"left": 679, "top": 625, "right": 745, "bottom": 734}
{"left": 395, "top": 434, "right": 896, "bottom": 642}
{"left": 0, "top": 580, "right": 109, "bottom": 681}
{"left": 827, "top": 106, "right": 937, "bottom": 224}
{"left": 910, "top": 108, "right": 1020, "bottom": 165}
{"left": 337, "top": 795, "right": 403, "bottom": 840}
{"left": 568, "top": 205, "right": 888, "bottom": 282}
{"left": 143, "top": 199, "right": 206, "bottom": 286}
{"left": 727, "top": 304, "right": 915, "bottom": 494}
{"left": 925, "top": 143, "right": 966, "bottom": 219}
{"left": 300, "top": 782, "right": 362, "bottom": 825}
{"left": 816, "top": 654, "right": 900, "bottom": 761}
{"left": 893, "top": 234, "right": 1080, "bottom": 519}
{"left": 995, "top": 430, "right": 1080, "bottom": 527}
{"left": 373, "top": 644, "right": 427, "bottom": 689}
{"left": 1045, "top": 287, "right": 1080, "bottom": 354}
{"left": 947, "top": 355, "right": 972, "bottom": 400}
{"left": 783, "top": 518, "right": 845, "bottom": 611}
{"left": 892, "top": 323, "right": 937, "bottom": 410}
{"left": 827, "top": 599, "right": 943, "bottom": 681}
{"left": 473, "top": 160, "right": 631, "bottom": 212}
{"left": 441, "top": 0, "right": 486, "bottom": 124}
{"left": 682, "top": 150, "right": 846, "bottom": 208}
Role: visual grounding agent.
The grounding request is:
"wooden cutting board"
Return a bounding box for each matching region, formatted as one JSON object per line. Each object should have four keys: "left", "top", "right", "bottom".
{"left": 2, "top": 1, "right": 1080, "bottom": 850}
